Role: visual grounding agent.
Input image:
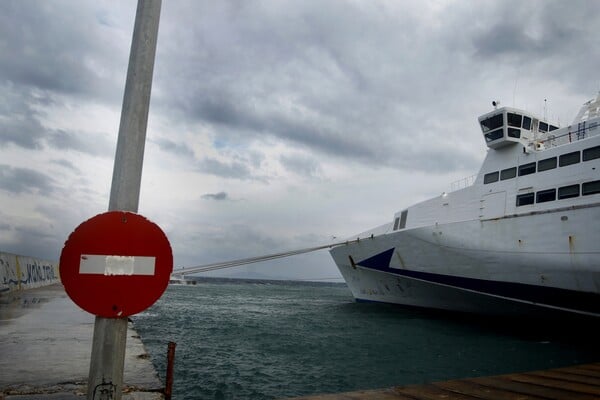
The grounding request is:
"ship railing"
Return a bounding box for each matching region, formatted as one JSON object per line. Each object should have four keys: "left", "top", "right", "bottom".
{"left": 538, "top": 120, "right": 599, "bottom": 148}
{"left": 450, "top": 174, "right": 477, "bottom": 192}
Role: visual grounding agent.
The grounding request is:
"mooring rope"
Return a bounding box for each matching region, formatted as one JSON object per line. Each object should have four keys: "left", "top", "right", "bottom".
{"left": 171, "top": 238, "right": 361, "bottom": 277}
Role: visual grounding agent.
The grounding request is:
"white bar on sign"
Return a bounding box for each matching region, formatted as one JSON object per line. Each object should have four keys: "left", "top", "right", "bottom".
{"left": 106, "top": 256, "right": 134, "bottom": 275}
{"left": 79, "top": 254, "right": 156, "bottom": 276}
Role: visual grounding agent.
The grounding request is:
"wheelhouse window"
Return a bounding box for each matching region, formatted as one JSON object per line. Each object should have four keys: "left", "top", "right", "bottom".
{"left": 583, "top": 145, "right": 600, "bottom": 161}
{"left": 539, "top": 121, "right": 549, "bottom": 132}
{"left": 480, "top": 114, "right": 503, "bottom": 132}
{"left": 507, "top": 128, "right": 521, "bottom": 138}
{"left": 500, "top": 167, "right": 516, "bottom": 180}
{"left": 516, "top": 193, "right": 534, "bottom": 206}
{"left": 538, "top": 157, "right": 557, "bottom": 172}
{"left": 484, "top": 129, "right": 504, "bottom": 142}
{"left": 522, "top": 116, "right": 532, "bottom": 130}
{"left": 518, "top": 162, "right": 536, "bottom": 176}
{"left": 536, "top": 189, "right": 556, "bottom": 203}
{"left": 559, "top": 151, "right": 580, "bottom": 167}
{"left": 582, "top": 180, "right": 600, "bottom": 196}
{"left": 507, "top": 113, "right": 522, "bottom": 128}
{"left": 393, "top": 217, "right": 400, "bottom": 230}
{"left": 558, "top": 184, "right": 580, "bottom": 199}
{"left": 484, "top": 171, "right": 499, "bottom": 184}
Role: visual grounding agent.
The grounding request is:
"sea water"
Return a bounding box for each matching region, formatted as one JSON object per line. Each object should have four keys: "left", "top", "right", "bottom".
{"left": 132, "top": 278, "right": 599, "bottom": 400}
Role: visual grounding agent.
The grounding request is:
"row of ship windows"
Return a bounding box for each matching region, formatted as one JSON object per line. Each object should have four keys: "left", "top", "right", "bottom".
{"left": 515, "top": 180, "right": 600, "bottom": 206}
{"left": 484, "top": 145, "right": 600, "bottom": 184}
{"left": 480, "top": 112, "right": 559, "bottom": 133}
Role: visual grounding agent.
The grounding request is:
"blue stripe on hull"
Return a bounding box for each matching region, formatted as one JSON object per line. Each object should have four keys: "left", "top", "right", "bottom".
{"left": 356, "top": 248, "right": 600, "bottom": 316}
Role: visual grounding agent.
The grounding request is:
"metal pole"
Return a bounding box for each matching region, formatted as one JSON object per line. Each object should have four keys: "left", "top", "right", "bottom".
{"left": 87, "top": 1, "right": 161, "bottom": 399}
{"left": 164, "top": 341, "right": 177, "bottom": 400}
{"left": 109, "top": 0, "right": 162, "bottom": 213}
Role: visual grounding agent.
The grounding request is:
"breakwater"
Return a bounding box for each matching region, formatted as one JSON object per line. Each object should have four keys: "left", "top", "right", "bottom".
{"left": 0, "top": 251, "right": 59, "bottom": 298}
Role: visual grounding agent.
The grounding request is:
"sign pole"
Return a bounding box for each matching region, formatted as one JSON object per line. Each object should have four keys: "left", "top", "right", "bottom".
{"left": 87, "top": 1, "right": 161, "bottom": 399}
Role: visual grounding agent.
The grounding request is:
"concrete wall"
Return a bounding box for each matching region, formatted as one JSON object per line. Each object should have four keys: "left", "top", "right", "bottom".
{"left": 0, "top": 251, "right": 59, "bottom": 297}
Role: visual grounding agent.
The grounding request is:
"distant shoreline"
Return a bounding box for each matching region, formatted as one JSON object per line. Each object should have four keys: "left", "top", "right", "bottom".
{"left": 171, "top": 275, "right": 347, "bottom": 287}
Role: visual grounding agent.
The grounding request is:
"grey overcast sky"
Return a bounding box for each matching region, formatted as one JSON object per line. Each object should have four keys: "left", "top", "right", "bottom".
{"left": 1, "top": 0, "right": 599, "bottom": 280}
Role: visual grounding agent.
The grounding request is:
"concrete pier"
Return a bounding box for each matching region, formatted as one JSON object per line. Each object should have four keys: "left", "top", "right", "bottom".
{"left": 0, "top": 284, "right": 163, "bottom": 399}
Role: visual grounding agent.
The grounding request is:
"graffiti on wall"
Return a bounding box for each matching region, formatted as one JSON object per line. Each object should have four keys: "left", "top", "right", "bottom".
{"left": 23, "top": 262, "right": 57, "bottom": 284}
{"left": 0, "top": 252, "right": 59, "bottom": 295}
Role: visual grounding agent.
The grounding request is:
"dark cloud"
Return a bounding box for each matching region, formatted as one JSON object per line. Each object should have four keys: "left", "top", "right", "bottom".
{"left": 190, "top": 94, "right": 248, "bottom": 127}
{"left": 3, "top": 223, "right": 62, "bottom": 261}
{"left": 184, "top": 93, "right": 378, "bottom": 162}
{"left": 13, "top": 225, "right": 56, "bottom": 242}
{"left": 0, "top": 1, "right": 132, "bottom": 100}
{"left": 153, "top": 2, "right": 394, "bottom": 159}
{"left": 51, "top": 159, "right": 79, "bottom": 172}
{"left": 0, "top": 84, "right": 47, "bottom": 149}
{"left": 0, "top": 84, "right": 114, "bottom": 157}
{"left": 152, "top": 0, "right": 600, "bottom": 174}
{"left": 2, "top": 0, "right": 599, "bottom": 176}
{"left": 152, "top": 1, "right": 486, "bottom": 172}
{"left": 46, "top": 129, "right": 114, "bottom": 158}
{"left": 201, "top": 192, "right": 229, "bottom": 201}
{"left": 473, "top": 23, "right": 538, "bottom": 58}
{"left": 472, "top": 4, "right": 582, "bottom": 59}
{"left": 267, "top": 113, "right": 378, "bottom": 162}
{"left": 188, "top": 223, "right": 289, "bottom": 266}
{"left": 0, "top": 114, "right": 45, "bottom": 149}
{"left": 197, "top": 157, "right": 256, "bottom": 180}
{"left": 153, "top": 137, "right": 195, "bottom": 158}
{"left": 0, "top": 165, "right": 56, "bottom": 194}
{"left": 469, "top": 0, "right": 600, "bottom": 94}
{"left": 280, "top": 154, "right": 321, "bottom": 178}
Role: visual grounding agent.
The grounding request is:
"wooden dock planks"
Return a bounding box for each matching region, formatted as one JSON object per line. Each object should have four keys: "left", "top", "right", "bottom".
{"left": 286, "top": 362, "right": 600, "bottom": 400}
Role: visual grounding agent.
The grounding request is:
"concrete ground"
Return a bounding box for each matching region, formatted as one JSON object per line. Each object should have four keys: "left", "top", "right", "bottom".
{"left": 0, "top": 284, "right": 164, "bottom": 399}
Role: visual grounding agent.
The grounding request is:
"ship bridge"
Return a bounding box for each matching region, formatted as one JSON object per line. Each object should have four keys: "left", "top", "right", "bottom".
{"left": 478, "top": 105, "right": 559, "bottom": 149}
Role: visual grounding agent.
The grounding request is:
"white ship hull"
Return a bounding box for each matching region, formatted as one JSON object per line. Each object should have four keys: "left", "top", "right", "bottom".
{"left": 330, "top": 94, "right": 600, "bottom": 317}
{"left": 331, "top": 204, "right": 599, "bottom": 317}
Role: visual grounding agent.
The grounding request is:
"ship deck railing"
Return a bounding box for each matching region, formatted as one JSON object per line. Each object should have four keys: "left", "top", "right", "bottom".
{"left": 450, "top": 174, "right": 478, "bottom": 192}
{"left": 539, "top": 120, "right": 599, "bottom": 148}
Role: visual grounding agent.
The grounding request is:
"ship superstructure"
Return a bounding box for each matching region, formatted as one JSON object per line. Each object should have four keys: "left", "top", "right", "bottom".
{"left": 330, "top": 94, "right": 600, "bottom": 317}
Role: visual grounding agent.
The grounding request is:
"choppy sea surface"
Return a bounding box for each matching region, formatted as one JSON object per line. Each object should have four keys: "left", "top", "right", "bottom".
{"left": 132, "top": 278, "right": 599, "bottom": 400}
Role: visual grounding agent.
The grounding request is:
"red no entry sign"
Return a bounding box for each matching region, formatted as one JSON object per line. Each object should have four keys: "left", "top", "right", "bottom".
{"left": 59, "top": 211, "right": 173, "bottom": 317}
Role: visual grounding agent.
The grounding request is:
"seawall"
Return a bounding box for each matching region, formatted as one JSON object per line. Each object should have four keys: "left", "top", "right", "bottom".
{"left": 0, "top": 251, "right": 60, "bottom": 298}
